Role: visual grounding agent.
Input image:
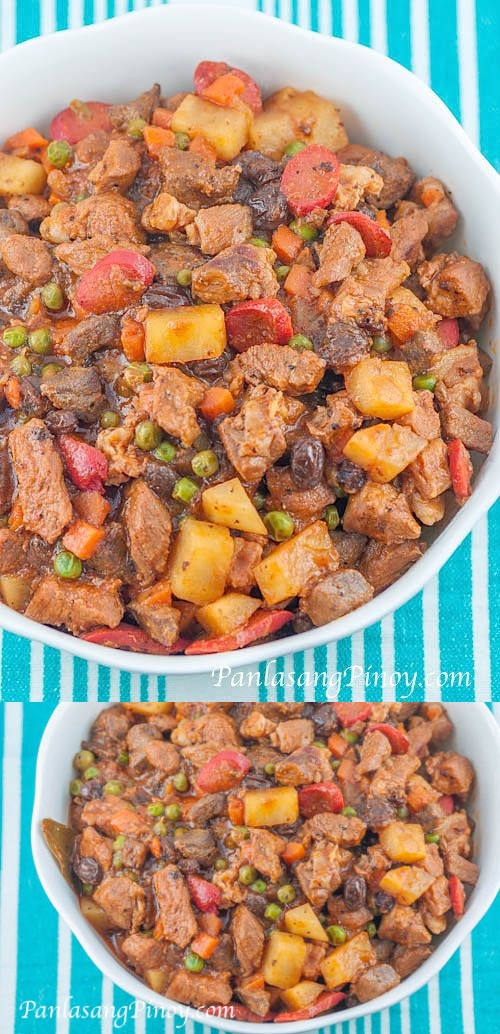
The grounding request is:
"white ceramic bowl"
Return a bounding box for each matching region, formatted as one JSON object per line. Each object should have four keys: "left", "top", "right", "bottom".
{"left": 2, "top": 5, "right": 499, "bottom": 674}
{"left": 32, "top": 702, "right": 500, "bottom": 1032}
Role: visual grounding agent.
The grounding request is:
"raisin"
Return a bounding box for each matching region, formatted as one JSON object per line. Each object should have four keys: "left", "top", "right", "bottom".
{"left": 316, "top": 320, "right": 370, "bottom": 372}
{"left": 248, "top": 183, "right": 288, "bottom": 231}
{"left": 233, "top": 177, "right": 254, "bottom": 205}
{"left": 79, "top": 779, "right": 104, "bottom": 801}
{"left": 344, "top": 875, "right": 367, "bottom": 910}
{"left": 72, "top": 854, "right": 102, "bottom": 886}
{"left": 337, "top": 460, "right": 367, "bottom": 494}
{"left": 375, "top": 890, "right": 395, "bottom": 913}
{"left": 236, "top": 151, "right": 283, "bottom": 185}
{"left": 290, "top": 436, "right": 325, "bottom": 489}
{"left": 45, "top": 409, "right": 79, "bottom": 434}
{"left": 188, "top": 352, "right": 230, "bottom": 382}
{"left": 360, "top": 796, "right": 395, "bottom": 830}
{"left": 142, "top": 282, "right": 191, "bottom": 308}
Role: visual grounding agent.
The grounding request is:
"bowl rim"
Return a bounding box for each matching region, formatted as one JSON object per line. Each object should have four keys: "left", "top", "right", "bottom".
{"left": 1, "top": 3, "right": 499, "bottom": 675}
{"left": 31, "top": 701, "right": 500, "bottom": 1033}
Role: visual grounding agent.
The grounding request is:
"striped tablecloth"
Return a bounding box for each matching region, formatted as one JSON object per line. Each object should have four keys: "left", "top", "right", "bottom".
{"left": 0, "top": 0, "right": 498, "bottom": 702}
{"left": 0, "top": 702, "right": 499, "bottom": 1034}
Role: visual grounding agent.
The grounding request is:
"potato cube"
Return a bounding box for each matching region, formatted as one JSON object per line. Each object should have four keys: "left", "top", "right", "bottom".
{"left": 263, "top": 930, "right": 307, "bottom": 989}
{"left": 0, "top": 153, "right": 47, "bottom": 195}
{"left": 196, "top": 592, "right": 261, "bottom": 636}
{"left": 202, "top": 478, "right": 267, "bottom": 535}
{"left": 284, "top": 903, "right": 329, "bottom": 943}
{"left": 171, "top": 94, "right": 251, "bottom": 160}
{"left": 0, "top": 574, "right": 31, "bottom": 611}
{"left": 244, "top": 787, "right": 299, "bottom": 828}
{"left": 379, "top": 866, "right": 435, "bottom": 905}
{"left": 321, "top": 932, "right": 376, "bottom": 990}
{"left": 254, "top": 521, "right": 338, "bottom": 606}
{"left": 343, "top": 423, "right": 426, "bottom": 482}
{"left": 345, "top": 357, "right": 414, "bottom": 419}
{"left": 168, "top": 518, "right": 234, "bottom": 605}
{"left": 250, "top": 87, "right": 348, "bottom": 159}
{"left": 379, "top": 821, "right": 427, "bottom": 863}
{"left": 280, "top": 981, "right": 324, "bottom": 1011}
{"left": 145, "top": 304, "right": 226, "bottom": 364}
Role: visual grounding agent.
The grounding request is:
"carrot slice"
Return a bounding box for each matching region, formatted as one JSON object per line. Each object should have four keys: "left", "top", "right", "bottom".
{"left": 201, "top": 72, "right": 246, "bottom": 107}
{"left": 272, "top": 224, "right": 304, "bottom": 264}
{"left": 280, "top": 144, "right": 340, "bottom": 216}
{"left": 281, "top": 841, "right": 306, "bottom": 865}
{"left": 62, "top": 519, "right": 106, "bottom": 560}
{"left": 190, "top": 932, "right": 219, "bottom": 960}
{"left": 283, "top": 264, "right": 313, "bottom": 298}
{"left": 199, "top": 386, "right": 235, "bottom": 421}
{"left": 120, "top": 317, "right": 145, "bottom": 362}
{"left": 143, "top": 124, "right": 175, "bottom": 159}
{"left": 5, "top": 126, "right": 48, "bottom": 152}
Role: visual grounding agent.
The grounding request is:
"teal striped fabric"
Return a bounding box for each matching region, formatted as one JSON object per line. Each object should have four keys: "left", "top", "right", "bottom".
{"left": 0, "top": 0, "right": 498, "bottom": 702}
{"left": 0, "top": 702, "right": 499, "bottom": 1034}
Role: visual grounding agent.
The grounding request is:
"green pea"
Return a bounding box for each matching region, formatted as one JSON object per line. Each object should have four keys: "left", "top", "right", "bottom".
{"left": 147, "top": 802, "right": 165, "bottom": 817}
{"left": 172, "top": 771, "right": 189, "bottom": 793}
{"left": 127, "top": 117, "right": 146, "bottom": 138}
{"left": 264, "top": 762, "right": 276, "bottom": 776}
{"left": 313, "top": 739, "right": 326, "bottom": 749}
{"left": 326, "top": 924, "right": 347, "bottom": 945}
{"left": 341, "top": 805, "right": 358, "bottom": 818}
{"left": 175, "top": 132, "right": 190, "bottom": 150}
{"left": 153, "top": 820, "right": 167, "bottom": 837}
{"left": 251, "top": 879, "right": 267, "bottom": 893}
{"left": 340, "top": 730, "right": 359, "bottom": 745}
{"left": 134, "top": 420, "right": 163, "bottom": 451}
{"left": 253, "top": 491, "right": 266, "bottom": 510}
{"left": 73, "top": 749, "right": 95, "bottom": 771}
{"left": 288, "top": 333, "right": 313, "bottom": 351}
{"left": 112, "top": 850, "right": 124, "bottom": 870}
{"left": 396, "top": 806, "right": 409, "bottom": 820}
{"left": 184, "top": 953, "right": 204, "bottom": 973}
{"left": 165, "top": 803, "right": 181, "bottom": 822}
{"left": 275, "top": 264, "right": 291, "bottom": 279}
{"left": 41, "top": 282, "right": 64, "bottom": 312}
{"left": 100, "top": 409, "right": 121, "bottom": 429}
{"left": 264, "top": 510, "right": 295, "bottom": 542}
{"left": 264, "top": 903, "right": 283, "bottom": 922}
{"left": 233, "top": 826, "right": 250, "bottom": 840}
{"left": 284, "top": 140, "right": 307, "bottom": 157}
{"left": 3, "top": 325, "right": 27, "bottom": 349}
{"left": 104, "top": 780, "right": 124, "bottom": 795}
{"left": 214, "top": 858, "right": 228, "bottom": 871}
{"left": 173, "top": 826, "right": 188, "bottom": 839}
{"left": 54, "top": 550, "right": 82, "bottom": 580}
{"left": 289, "top": 220, "right": 318, "bottom": 242}
{"left": 41, "top": 362, "right": 63, "bottom": 381}
{"left": 69, "top": 779, "right": 83, "bottom": 796}
{"left": 29, "top": 327, "right": 52, "bottom": 354}
{"left": 372, "top": 335, "right": 391, "bottom": 354}
{"left": 114, "top": 835, "right": 125, "bottom": 849}
{"left": 425, "top": 832, "right": 440, "bottom": 844}
{"left": 413, "top": 374, "right": 437, "bottom": 392}
{"left": 117, "top": 751, "right": 129, "bottom": 767}
{"left": 176, "top": 268, "right": 193, "bottom": 287}
{"left": 154, "top": 441, "right": 177, "bottom": 463}
{"left": 172, "top": 477, "right": 198, "bottom": 504}
{"left": 83, "top": 766, "right": 99, "bottom": 781}
{"left": 239, "top": 864, "right": 257, "bottom": 886}
{"left": 324, "top": 504, "right": 340, "bottom": 534}
{"left": 250, "top": 236, "right": 268, "bottom": 248}
{"left": 124, "top": 362, "right": 153, "bottom": 388}
{"left": 47, "top": 139, "right": 73, "bottom": 168}
{"left": 330, "top": 758, "right": 341, "bottom": 770}
{"left": 366, "top": 921, "right": 377, "bottom": 938}
{"left": 191, "top": 449, "right": 219, "bottom": 478}
{"left": 277, "top": 884, "right": 296, "bottom": 904}
{"left": 10, "top": 353, "right": 32, "bottom": 377}
{"left": 81, "top": 883, "right": 95, "bottom": 897}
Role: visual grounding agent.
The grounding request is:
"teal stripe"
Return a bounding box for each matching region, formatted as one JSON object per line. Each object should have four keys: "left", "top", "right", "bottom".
{"left": 476, "top": 0, "right": 500, "bottom": 168}
{"left": 16, "top": 0, "right": 39, "bottom": 41}
{"left": 357, "top": 0, "right": 370, "bottom": 47}
{"left": 387, "top": 0, "right": 411, "bottom": 68}
{"left": 488, "top": 503, "right": 500, "bottom": 698}
{"left": 429, "top": 0, "right": 461, "bottom": 119}
{"left": 439, "top": 539, "right": 474, "bottom": 700}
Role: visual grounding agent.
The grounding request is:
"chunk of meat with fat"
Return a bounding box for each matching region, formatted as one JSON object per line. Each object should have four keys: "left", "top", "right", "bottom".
{"left": 343, "top": 482, "right": 421, "bottom": 543}
{"left": 231, "top": 904, "right": 265, "bottom": 975}
{"left": 167, "top": 970, "right": 232, "bottom": 1009}
{"left": 61, "top": 314, "right": 119, "bottom": 361}
{"left": 128, "top": 597, "right": 180, "bottom": 648}
{"left": 122, "top": 933, "right": 169, "bottom": 973}
{"left": 41, "top": 366, "right": 105, "bottom": 422}
{"left": 41, "top": 192, "right": 143, "bottom": 245}
{"left": 123, "top": 478, "right": 171, "bottom": 586}
{"left": 303, "top": 942, "right": 328, "bottom": 979}
{"left": 296, "top": 841, "right": 342, "bottom": 906}
{"left": 143, "top": 739, "right": 181, "bottom": 774}
{"left": 357, "top": 730, "right": 392, "bottom": 775}
{"left": 186, "top": 203, "right": 252, "bottom": 254}
{"left": 240, "top": 828, "right": 286, "bottom": 881}
{"left": 398, "top": 390, "right": 440, "bottom": 440}
{"left": 440, "top": 402, "right": 492, "bottom": 454}
{"left": 153, "top": 865, "right": 197, "bottom": 948}
{"left": 55, "top": 236, "right": 149, "bottom": 275}
{"left": 0, "top": 233, "right": 52, "bottom": 285}
{"left": 192, "top": 243, "right": 279, "bottom": 304}
{"left": 305, "top": 391, "right": 362, "bottom": 450}
{"left": 240, "top": 710, "right": 276, "bottom": 739}
{"left": 351, "top": 964, "right": 401, "bottom": 1003}
{"left": 0, "top": 527, "right": 25, "bottom": 573}
{"left": 228, "top": 537, "right": 263, "bottom": 593}
{"left": 301, "top": 568, "right": 374, "bottom": 625}
{"left": 266, "top": 467, "right": 334, "bottom": 522}
{"left": 411, "top": 178, "right": 458, "bottom": 246}
{"left": 89, "top": 138, "right": 141, "bottom": 193}
{"left": 301, "top": 812, "right": 367, "bottom": 848}
{"left": 392, "top": 944, "right": 433, "bottom": 978}
{"left": 390, "top": 209, "right": 428, "bottom": 267}
{"left": 418, "top": 252, "right": 490, "bottom": 320}
{"left": 330, "top": 530, "right": 367, "bottom": 567}
{"left": 425, "top": 752, "right": 474, "bottom": 796}
{"left": 359, "top": 540, "right": 424, "bottom": 593}
{"left": 378, "top": 905, "right": 432, "bottom": 945}
{"left": 333, "top": 163, "right": 384, "bottom": 210}
{"left": 109, "top": 84, "right": 160, "bottom": 130}
{"left": 227, "top": 343, "right": 325, "bottom": 397}
{"left": 275, "top": 744, "right": 334, "bottom": 786}
{"left": 160, "top": 147, "right": 240, "bottom": 209}
{"left": 93, "top": 874, "right": 146, "bottom": 931}
{"left": 407, "top": 438, "right": 451, "bottom": 498}
{"left": 271, "top": 718, "right": 314, "bottom": 753}
{"left": 313, "top": 222, "right": 366, "bottom": 288}
{"left": 79, "top": 826, "right": 113, "bottom": 872}
{"left": 25, "top": 575, "right": 124, "bottom": 634}
{"left": 337, "top": 145, "right": 415, "bottom": 209}
{"left": 148, "top": 367, "right": 205, "bottom": 448}
{"left": 141, "top": 191, "right": 195, "bottom": 234}
{"left": 330, "top": 257, "right": 410, "bottom": 333}
{"left": 218, "top": 385, "right": 300, "bottom": 482}
{"left": 9, "top": 419, "right": 72, "bottom": 544}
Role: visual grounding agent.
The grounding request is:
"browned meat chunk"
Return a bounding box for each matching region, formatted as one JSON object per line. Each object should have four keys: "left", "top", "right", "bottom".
{"left": 266, "top": 467, "right": 334, "bottom": 522}
{"left": 175, "top": 828, "right": 217, "bottom": 865}
{"left": 301, "top": 812, "right": 367, "bottom": 848}
{"left": 395, "top": 328, "right": 444, "bottom": 374}
{"left": 440, "top": 402, "right": 492, "bottom": 454}
{"left": 236, "top": 980, "right": 271, "bottom": 1017}
{"left": 330, "top": 257, "right": 410, "bottom": 334}
{"left": 232, "top": 904, "right": 265, "bottom": 975}
{"left": 122, "top": 933, "right": 169, "bottom": 972}
{"left": 316, "top": 320, "right": 371, "bottom": 374}
{"left": 41, "top": 193, "right": 143, "bottom": 245}
{"left": 188, "top": 792, "right": 227, "bottom": 824}
{"left": 425, "top": 751, "right": 474, "bottom": 796}
{"left": 94, "top": 874, "right": 146, "bottom": 931}
{"left": 25, "top": 575, "right": 124, "bottom": 634}
{"left": 379, "top": 905, "right": 432, "bottom": 945}
{"left": 306, "top": 391, "right": 363, "bottom": 451}
{"left": 0, "top": 527, "right": 25, "bottom": 573}
{"left": 301, "top": 569, "right": 374, "bottom": 626}
{"left": 407, "top": 438, "right": 451, "bottom": 498}
{"left": 128, "top": 598, "right": 180, "bottom": 648}
{"left": 0, "top": 233, "right": 52, "bottom": 285}
{"left": 330, "top": 530, "right": 367, "bottom": 567}
{"left": 357, "top": 730, "right": 392, "bottom": 775}
{"left": 272, "top": 719, "right": 314, "bottom": 753}
{"left": 352, "top": 964, "right": 401, "bottom": 1002}
{"left": 218, "top": 385, "right": 296, "bottom": 482}
{"left": 334, "top": 164, "right": 383, "bottom": 210}
{"left": 9, "top": 419, "right": 72, "bottom": 543}
{"left": 296, "top": 841, "right": 342, "bottom": 906}
{"left": 148, "top": 241, "right": 204, "bottom": 282}
{"left": 153, "top": 865, "right": 197, "bottom": 948}
{"left": 0, "top": 209, "right": 28, "bottom": 237}
{"left": 392, "top": 944, "right": 433, "bottom": 979}
{"left": 398, "top": 390, "right": 441, "bottom": 439}
{"left": 240, "top": 829, "right": 286, "bottom": 882}
{"left": 143, "top": 739, "right": 181, "bottom": 774}
{"left": 149, "top": 367, "right": 205, "bottom": 447}
{"left": 127, "top": 721, "right": 161, "bottom": 769}
{"left": 123, "top": 479, "right": 171, "bottom": 586}
{"left": 142, "top": 192, "right": 195, "bottom": 234}
{"left": 421, "top": 875, "right": 451, "bottom": 919}
{"left": 187, "top": 203, "right": 252, "bottom": 254}
{"left": 79, "top": 826, "right": 114, "bottom": 872}
{"left": 390, "top": 209, "right": 428, "bottom": 267}
{"left": 160, "top": 147, "right": 240, "bottom": 209}
{"left": 303, "top": 942, "right": 328, "bottom": 979}
{"left": 338, "top": 145, "right": 415, "bottom": 209}
{"left": 443, "top": 853, "right": 479, "bottom": 885}
{"left": 313, "top": 222, "right": 366, "bottom": 288}
{"left": 411, "top": 178, "right": 458, "bottom": 246}
{"left": 167, "top": 970, "right": 232, "bottom": 1009}
{"left": 275, "top": 744, "right": 333, "bottom": 786}
{"left": 192, "top": 243, "right": 279, "bottom": 305}
{"left": 343, "top": 482, "right": 421, "bottom": 543}
{"left": 61, "top": 314, "right": 119, "bottom": 361}
{"left": 228, "top": 538, "right": 263, "bottom": 593}
{"left": 227, "top": 343, "right": 325, "bottom": 397}
{"left": 418, "top": 252, "right": 490, "bottom": 320}
{"left": 359, "top": 540, "right": 424, "bottom": 593}
{"left": 8, "top": 194, "right": 51, "bottom": 223}
{"left": 89, "top": 137, "right": 141, "bottom": 194}
{"left": 41, "top": 366, "right": 105, "bottom": 422}
{"left": 109, "top": 84, "right": 160, "bottom": 130}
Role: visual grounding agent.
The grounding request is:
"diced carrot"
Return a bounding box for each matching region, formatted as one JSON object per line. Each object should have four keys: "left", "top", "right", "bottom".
{"left": 198, "top": 913, "right": 223, "bottom": 937}
{"left": 283, "top": 263, "right": 312, "bottom": 298}
{"left": 188, "top": 135, "right": 217, "bottom": 162}
{"left": 153, "top": 919, "right": 164, "bottom": 940}
{"left": 48, "top": 192, "right": 62, "bottom": 207}
{"left": 8, "top": 497, "right": 24, "bottom": 531}
{"left": 120, "top": 317, "right": 145, "bottom": 362}
{"left": 199, "top": 386, "right": 235, "bottom": 421}
{"left": 387, "top": 303, "right": 428, "bottom": 344}
{"left": 420, "top": 184, "right": 444, "bottom": 207}
{"left": 4, "top": 376, "right": 22, "bottom": 410}
{"left": 73, "top": 491, "right": 111, "bottom": 527}
{"left": 136, "top": 576, "right": 172, "bottom": 608}
{"left": 406, "top": 780, "right": 435, "bottom": 813}
{"left": 337, "top": 758, "right": 357, "bottom": 782}
{"left": 190, "top": 932, "right": 219, "bottom": 960}
{"left": 62, "top": 519, "right": 106, "bottom": 560}
{"left": 143, "top": 124, "right": 175, "bottom": 159}
{"left": 152, "top": 107, "right": 173, "bottom": 129}
{"left": 375, "top": 209, "right": 391, "bottom": 231}
{"left": 51, "top": 317, "right": 78, "bottom": 348}
{"left": 281, "top": 841, "right": 306, "bottom": 865}
{"left": 149, "top": 835, "right": 163, "bottom": 859}
{"left": 109, "top": 809, "right": 149, "bottom": 837}
{"left": 227, "top": 796, "right": 245, "bottom": 826}
{"left": 327, "top": 731, "right": 349, "bottom": 758}
{"left": 422, "top": 703, "right": 443, "bottom": 720}
{"left": 272, "top": 225, "right": 304, "bottom": 264}
{"left": 202, "top": 72, "right": 246, "bottom": 107}
{"left": 26, "top": 295, "right": 42, "bottom": 319}
{"left": 240, "top": 971, "right": 265, "bottom": 991}
{"left": 5, "top": 126, "right": 48, "bottom": 152}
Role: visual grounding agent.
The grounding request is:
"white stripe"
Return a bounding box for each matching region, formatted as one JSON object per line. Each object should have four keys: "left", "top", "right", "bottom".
{"left": 350, "top": 630, "right": 365, "bottom": 700}
{"left": 369, "top": 0, "right": 387, "bottom": 54}
{"left": 427, "top": 975, "right": 442, "bottom": 1034}
{"left": 93, "top": 0, "right": 108, "bottom": 21}
{"left": 135, "top": 998, "right": 146, "bottom": 1034}
{"left": 115, "top": 0, "right": 129, "bottom": 14}
{"left": 0, "top": 0, "right": 15, "bottom": 51}
{"left": 471, "top": 519, "right": 491, "bottom": 699}
{"left": 400, "top": 997, "right": 411, "bottom": 1034}
{"left": 364, "top": 1012, "right": 372, "bottom": 1034}
{"left": 30, "top": 641, "right": 44, "bottom": 702}
{"left": 380, "top": 612, "right": 395, "bottom": 701}
{"left": 380, "top": 1007, "right": 391, "bottom": 1034}
{"left": 492, "top": 703, "right": 500, "bottom": 724}
{"left": 422, "top": 580, "right": 442, "bottom": 700}
{"left": 0, "top": 704, "right": 23, "bottom": 1034}
{"left": 68, "top": 0, "right": 84, "bottom": 31}
{"left": 101, "top": 976, "right": 114, "bottom": 1034}
{"left": 60, "top": 650, "right": 76, "bottom": 701}
{"left": 87, "top": 661, "right": 99, "bottom": 703}
{"left": 109, "top": 666, "right": 121, "bottom": 702}
{"left": 40, "top": 0, "right": 56, "bottom": 35}
{"left": 279, "top": 0, "right": 293, "bottom": 26}
{"left": 317, "top": 0, "right": 333, "bottom": 37}
{"left": 297, "top": 0, "right": 311, "bottom": 30}
{"left": 56, "top": 918, "right": 71, "bottom": 1034}
{"left": 459, "top": 937, "right": 476, "bottom": 1034}
{"left": 341, "top": 0, "right": 358, "bottom": 43}
{"left": 410, "top": 0, "right": 430, "bottom": 83}
{"left": 456, "top": 0, "right": 479, "bottom": 144}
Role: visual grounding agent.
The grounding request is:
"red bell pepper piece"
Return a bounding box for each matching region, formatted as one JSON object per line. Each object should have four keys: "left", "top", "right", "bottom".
{"left": 207, "top": 1004, "right": 275, "bottom": 1022}
{"left": 76, "top": 250, "right": 155, "bottom": 314}
{"left": 328, "top": 210, "right": 392, "bottom": 257}
{"left": 59, "top": 435, "right": 108, "bottom": 494}
{"left": 298, "top": 782, "right": 344, "bottom": 818}
{"left": 437, "top": 317, "right": 460, "bottom": 349}
{"left": 81, "top": 624, "right": 188, "bottom": 655}
{"left": 226, "top": 298, "right": 293, "bottom": 352}
{"left": 447, "top": 439, "right": 473, "bottom": 506}
{"left": 334, "top": 703, "right": 373, "bottom": 727}
{"left": 366, "top": 722, "right": 409, "bottom": 755}
{"left": 187, "top": 875, "right": 222, "bottom": 914}
{"left": 439, "top": 794, "right": 455, "bottom": 815}
{"left": 196, "top": 749, "right": 250, "bottom": 794}
{"left": 194, "top": 60, "right": 262, "bottom": 113}
{"left": 184, "top": 609, "right": 294, "bottom": 655}
{"left": 449, "top": 875, "right": 466, "bottom": 918}
{"left": 50, "top": 100, "right": 112, "bottom": 144}
{"left": 274, "top": 991, "right": 345, "bottom": 1023}
{"left": 281, "top": 144, "right": 340, "bottom": 217}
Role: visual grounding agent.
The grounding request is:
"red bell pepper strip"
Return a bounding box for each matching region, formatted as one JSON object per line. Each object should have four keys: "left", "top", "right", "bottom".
{"left": 187, "top": 875, "right": 222, "bottom": 914}
{"left": 76, "top": 250, "right": 155, "bottom": 314}
{"left": 206, "top": 1004, "right": 275, "bottom": 1022}
{"left": 328, "top": 210, "right": 392, "bottom": 257}
{"left": 334, "top": 703, "right": 373, "bottom": 727}
{"left": 449, "top": 875, "right": 466, "bottom": 918}
{"left": 59, "top": 434, "right": 108, "bottom": 494}
{"left": 281, "top": 145, "right": 340, "bottom": 217}
{"left": 298, "top": 782, "right": 344, "bottom": 818}
{"left": 439, "top": 794, "right": 455, "bottom": 815}
{"left": 447, "top": 439, "right": 473, "bottom": 506}
{"left": 274, "top": 991, "right": 346, "bottom": 1023}
{"left": 225, "top": 298, "right": 293, "bottom": 352}
{"left": 185, "top": 609, "right": 294, "bottom": 655}
{"left": 196, "top": 749, "right": 250, "bottom": 794}
{"left": 50, "top": 100, "right": 112, "bottom": 144}
{"left": 436, "top": 317, "right": 460, "bottom": 349}
{"left": 81, "top": 624, "right": 188, "bottom": 655}
{"left": 366, "top": 722, "right": 409, "bottom": 754}
{"left": 194, "top": 60, "right": 262, "bottom": 113}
